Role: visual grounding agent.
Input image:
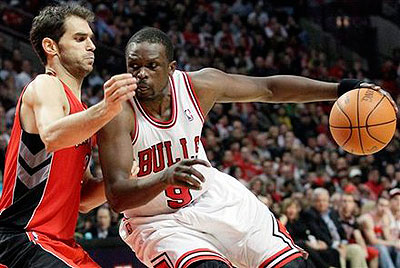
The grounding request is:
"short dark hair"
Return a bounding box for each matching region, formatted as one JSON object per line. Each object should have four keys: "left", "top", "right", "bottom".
{"left": 125, "top": 27, "right": 174, "bottom": 62}
{"left": 30, "top": 3, "right": 94, "bottom": 65}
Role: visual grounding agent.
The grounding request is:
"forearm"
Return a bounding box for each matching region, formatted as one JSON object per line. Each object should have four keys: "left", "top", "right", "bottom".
{"left": 41, "top": 101, "right": 113, "bottom": 152}
{"left": 266, "top": 75, "right": 338, "bottom": 103}
{"left": 106, "top": 173, "right": 167, "bottom": 213}
{"left": 80, "top": 178, "right": 106, "bottom": 213}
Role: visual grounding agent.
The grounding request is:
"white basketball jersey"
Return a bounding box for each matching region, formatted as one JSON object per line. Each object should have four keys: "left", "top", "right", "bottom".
{"left": 124, "top": 70, "right": 210, "bottom": 217}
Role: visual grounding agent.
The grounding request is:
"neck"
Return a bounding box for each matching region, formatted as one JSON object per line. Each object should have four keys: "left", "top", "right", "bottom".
{"left": 141, "top": 85, "right": 171, "bottom": 121}
{"left": 46, "top": 63, "right": 84, "bottom": 100}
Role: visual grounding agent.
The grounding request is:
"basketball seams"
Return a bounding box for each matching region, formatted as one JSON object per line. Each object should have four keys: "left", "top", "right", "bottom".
{"left": 356, "top": 89, "right": 365, "bottom": 154}
{"left": 365, "top": 95, "right": 385, "bottom": 128}
{"left": 330, "top": 88, "right": 396, "bottom": 155}
{"left": 365, "top": 95, "right": 386, "bottom": 145}
{"left": 330, "top": 119, "right": 396, "bottom": 129}
{"left": 335, "top": 101, "right": 353, "bottom": 147}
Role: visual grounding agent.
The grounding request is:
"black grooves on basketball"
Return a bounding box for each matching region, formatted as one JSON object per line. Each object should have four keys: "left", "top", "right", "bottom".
{"left": 365, "top": 95, "right": 388, "bottom": 144}
{"left": 335, "top": 101, "right": 353, "bottom": 147}
{"left": 357, "top": 89, "right": 365, "bottom": 154}
{"left": 330, "top": 119, "right": 397, "bottom": 129}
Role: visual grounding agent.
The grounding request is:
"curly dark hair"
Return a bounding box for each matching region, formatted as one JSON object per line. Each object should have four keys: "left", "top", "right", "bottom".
{"left": 30, "top": 3, "right": 94, "bottom": 65}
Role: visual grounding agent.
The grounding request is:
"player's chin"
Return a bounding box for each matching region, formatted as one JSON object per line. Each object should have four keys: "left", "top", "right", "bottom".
{"left": 83, "top": 64, "right": 94, "bottom": 73}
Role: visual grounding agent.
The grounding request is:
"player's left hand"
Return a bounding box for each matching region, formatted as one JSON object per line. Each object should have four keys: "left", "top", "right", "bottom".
{"left": 360, "top": 83, "right": 398, "bottom": 114}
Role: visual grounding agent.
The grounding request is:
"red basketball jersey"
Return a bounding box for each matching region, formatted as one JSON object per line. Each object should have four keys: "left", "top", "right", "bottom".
{"left": 0, "top": 78, "right": 91, "bottom": 242}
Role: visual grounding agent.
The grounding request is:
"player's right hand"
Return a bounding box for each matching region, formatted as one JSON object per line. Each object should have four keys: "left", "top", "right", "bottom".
{"left": 102, "top": 73, "right": 137, "bottom": 115}
{"left": 161, "top": 159, "right": 211, "bottom": 190}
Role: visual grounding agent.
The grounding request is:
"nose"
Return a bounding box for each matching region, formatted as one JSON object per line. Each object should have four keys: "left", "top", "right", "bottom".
{"left": 87, "top": 38, "right": 96, "bottom": 51}
{"left": 136, "top": 67, "right": 148, "bottom": 80}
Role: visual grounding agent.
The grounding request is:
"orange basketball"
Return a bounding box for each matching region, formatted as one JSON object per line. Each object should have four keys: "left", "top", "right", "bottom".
{"left": 329, "top": 88, "right": 397, "bottom": 155}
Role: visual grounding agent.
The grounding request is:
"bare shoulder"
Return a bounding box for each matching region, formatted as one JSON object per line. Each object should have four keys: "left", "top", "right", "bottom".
{"left": 101, "top": 100, "right": 135, "bottom": 135}
{"left": 188, "top": 68, "right": 227, "bottom": 91}
{"left": 23, "top": 74, "right": 65, "bottom": 105}
{"left": 358, "top": 213, "right": 373, "bottom": 227}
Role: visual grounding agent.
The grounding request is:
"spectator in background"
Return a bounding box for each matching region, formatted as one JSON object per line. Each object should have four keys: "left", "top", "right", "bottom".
{"left": 303, "top": 188, "right": 367, "bottom": 268}
{"left": 85, "top": 206, "right": 118, "bottom": 240}
{"left": 388, "top": 188, "right": 400, "bottom": 240}
{"left": 359, "top": 197, "right": 400, "bottom": 268}
{"left": 364, "top": 168, "right": 384, "bottom": 200}
{"left": 15, "top": 59, "right": 33, "bottom": 94}
{"left": 339, "top": 193, "right": 379, "bottom": 268}
{"left": 280, "top": 198, "right": 331, "bottom": 268}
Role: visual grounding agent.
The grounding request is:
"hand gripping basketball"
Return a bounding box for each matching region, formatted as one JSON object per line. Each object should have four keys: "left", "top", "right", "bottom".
{"left": 338, "top": 79, "right": 398, "bottom": 114}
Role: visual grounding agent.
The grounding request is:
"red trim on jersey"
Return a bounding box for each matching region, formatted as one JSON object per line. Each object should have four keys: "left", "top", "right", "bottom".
{"left": 276, "top": 218, "right": 296, "bottom": 245}
{"left": 258, "top": 246, "right": 303, "bottom": 268}
{"left": 0, "top": 264, "right": 9, "bottom": 268}
{"left": 182, "top": 72, "right": 205, "bottom": 123}
{"left": 132, "top": 108, "right": 139, "bottom": 146}
{"left": 127, "top": 99, "right": 139, "bottom": 146}
{"left": 175, "top": 248, "right": 232, "bottom": 268}
{"left": 134, "top": 76, "right": 177, "bottom": 129}
{"left": 274, "top": 253, "right": 303, "bottom": 268}
{"left": 259, "top": 246, "right": 291, "bottom": 268}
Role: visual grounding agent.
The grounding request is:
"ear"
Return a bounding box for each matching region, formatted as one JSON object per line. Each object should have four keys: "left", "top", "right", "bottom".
{"left": 168, "top": 60, "right": 177, "bottom": 76}
{"left": 42, "top": 37, "right": 59, "bottom": 59}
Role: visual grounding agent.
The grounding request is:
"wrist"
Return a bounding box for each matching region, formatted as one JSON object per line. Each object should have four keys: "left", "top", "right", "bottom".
{"left": 337, "top": 79, "right": 363, "bottom": 98}
{"left": 96, "top": 100, "right": 116, "bottom": 120}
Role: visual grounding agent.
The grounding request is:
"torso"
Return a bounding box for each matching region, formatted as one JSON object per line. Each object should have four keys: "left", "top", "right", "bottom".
{"left": 0, "top": 76, "right": 91, "bottom": 242}
{"left": 124, "top": 70, "right": 210, "bottom": 217}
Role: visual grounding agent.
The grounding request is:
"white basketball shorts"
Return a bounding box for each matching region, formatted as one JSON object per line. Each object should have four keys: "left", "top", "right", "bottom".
{"left": 119, "top": 168, "right": 302, "bottom": 268}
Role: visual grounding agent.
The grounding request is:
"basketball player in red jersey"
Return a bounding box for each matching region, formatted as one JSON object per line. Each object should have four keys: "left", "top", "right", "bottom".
{"left": 98, "top": 28, "right": 397, "bottom": 268}
{"left": 0, "top": 3, "right": 136, "bottom": 268}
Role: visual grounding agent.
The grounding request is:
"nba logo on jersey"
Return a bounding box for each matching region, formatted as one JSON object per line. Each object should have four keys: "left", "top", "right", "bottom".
{"left": 184, "top": 109, "right": 194, "bottom": 121}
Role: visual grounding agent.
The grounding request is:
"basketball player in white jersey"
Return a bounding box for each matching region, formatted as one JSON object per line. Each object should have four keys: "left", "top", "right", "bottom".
{"left": 97, "top": 28, "right": 397, "bottom": 268}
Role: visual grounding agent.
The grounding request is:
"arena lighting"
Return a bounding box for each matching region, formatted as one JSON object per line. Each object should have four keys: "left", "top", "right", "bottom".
{"left": 336, "top": 16, "right": 350, "bottom": 28}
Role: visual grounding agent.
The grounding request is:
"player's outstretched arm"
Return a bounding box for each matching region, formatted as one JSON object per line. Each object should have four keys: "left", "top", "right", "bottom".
{"left": 189, "top": 68, "right": 397, "bottom": 115}
{"left": 24, "top": 74, "right": 136, "bottom": 152}
{"left": 98, "top": 103, "right": 209, "bottom": 212}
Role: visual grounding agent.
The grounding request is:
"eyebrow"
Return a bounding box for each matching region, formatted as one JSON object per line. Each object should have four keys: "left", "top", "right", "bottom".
{"left": 73, "top": 32, "right": 94, "bottom": 38}
{"left": 128, "top": 55, "right": 160, "bottom": 61}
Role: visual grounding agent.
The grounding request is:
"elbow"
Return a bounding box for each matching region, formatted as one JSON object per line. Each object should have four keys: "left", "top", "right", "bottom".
{"left": 41, "top": 131, "right": 57, "bottom": 153}
{"left": 106, "top": 187, "right": 126, "bottom": 213}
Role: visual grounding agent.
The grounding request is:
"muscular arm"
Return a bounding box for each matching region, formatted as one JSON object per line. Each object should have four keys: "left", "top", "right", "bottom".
{"left": 188, "top": 68, "right": 338, "bottom": 115}
{"left": 79, "top": 167, "right": 106, "bottom": 213}
{"left": 23, "top": 74, "right": 135, "bottom": 152}
{"left": 98, "top": 102, "right": 208, "bottom": 213}
{"left": 360, "top": 215, "right": 397, "bottom": 247}
{"left": 97, "top": 101, "right": 167, "bottom": 213}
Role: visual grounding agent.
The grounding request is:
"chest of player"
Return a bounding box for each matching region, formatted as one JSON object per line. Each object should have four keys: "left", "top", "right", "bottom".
{"left": 133, "top": 119, "right": 202, "bottom": 178}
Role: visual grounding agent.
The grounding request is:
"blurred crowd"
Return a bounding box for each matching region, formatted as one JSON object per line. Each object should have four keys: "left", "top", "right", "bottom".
{"left": 0, "top": 1, "right": 399, "bottom": 267}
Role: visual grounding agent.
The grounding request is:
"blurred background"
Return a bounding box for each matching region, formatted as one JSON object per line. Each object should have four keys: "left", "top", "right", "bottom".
{"left": 0, "top": 0, "right": 399, "bottom": 267}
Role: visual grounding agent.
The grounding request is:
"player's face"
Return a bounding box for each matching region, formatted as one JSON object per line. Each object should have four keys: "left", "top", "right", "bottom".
{"left": 57, "top": 16, "right": 95, "bottom": 78}
{"left": 126, "top": 42, "right": 175, "bottom": 100}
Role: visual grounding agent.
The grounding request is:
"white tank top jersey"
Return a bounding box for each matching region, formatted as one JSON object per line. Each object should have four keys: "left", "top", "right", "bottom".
{"left": 124, "top": 70, "right": 212, "bottom": 217}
